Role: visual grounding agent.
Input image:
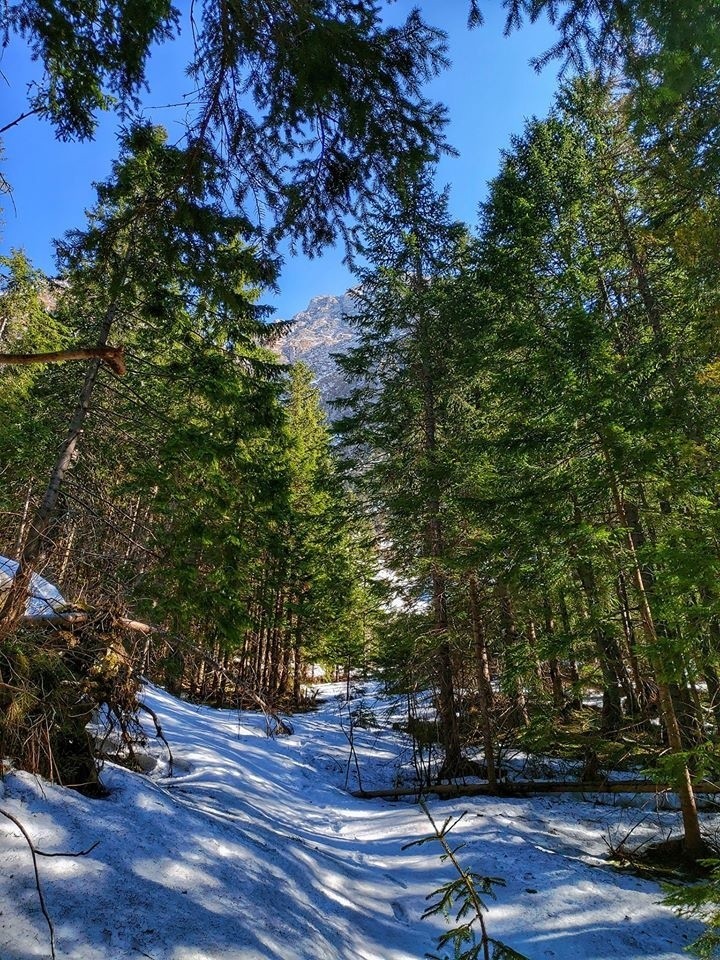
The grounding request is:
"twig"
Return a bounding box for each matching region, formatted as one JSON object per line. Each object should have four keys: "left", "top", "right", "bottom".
{"left": 0, "top": 808, "right": 56, "bottom": 959}
{"left": 138, "top": 701, "right": 174, "bottom": 775}
{"left": 36, "top": 840, "right": 100, "bottom": 858}
{"left": 0, "top": 106, "right": 43, "bottom": 136}
{"left": 603, "top": 810, "right": 654, "bottom": 859}
{"left": 339, "top": 701, "right": 363, "bottom": 792}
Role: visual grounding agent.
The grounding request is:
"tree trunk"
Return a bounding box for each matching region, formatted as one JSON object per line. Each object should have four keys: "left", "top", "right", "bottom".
{"left": 468, "top": 574, "right": 497, "bottom": 788}
{"left": 601, "top": 441, "right": 705, "bottom": 858}
{"left": 558, "top": 593, "right": 583, "bottom": 710}
{"left": 292, "top": 614, "right": 303, "bottom": 708}
{"left": 0, "top": 302, "right": 118, "bottom": 641}
{"left": 615, "top": 570, "right": 653, "bottom": 719}
{"left": 542, "top": 595, "right": 565, "bottom": 711}
{"left": 497, "top": 582, "right": 529, "bottom": 727}
{"left": 418, "top": 342, "right": 461, "bottom": 775}
{"left": 575, "top": 563, "right": 625, "bottom": 735}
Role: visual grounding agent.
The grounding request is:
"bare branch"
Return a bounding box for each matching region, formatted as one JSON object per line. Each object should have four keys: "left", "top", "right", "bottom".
{"left": 0, "top": 347, "right": 126, "bottom": 376}
{"left": 0, "top": 807, "right": 57, "bottom": 960}
{"left": 20, "top": 612, "right": 158, "bottom": 634}
{"left": 0, "top": 107, "right": 43, "bottom": 136}
{"left": 36, "top": 840, "right": 100, "bottom": 858}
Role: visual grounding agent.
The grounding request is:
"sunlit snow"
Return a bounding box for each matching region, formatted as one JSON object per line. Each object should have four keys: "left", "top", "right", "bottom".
{"left": 0, "top": 554, "right": 66, "bottom": 617}
{"left": 0, "top": 682, "right": 702, "bottom": 959}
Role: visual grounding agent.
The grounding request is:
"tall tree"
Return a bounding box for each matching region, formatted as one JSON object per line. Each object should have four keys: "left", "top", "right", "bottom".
{"left": 472, "top": 76, "right": 720, "bottom": 855}
{"left": 338, "top": 165, "right": 475, "bottom": 775}
{"left": 0, "top": 123, "right": 279, "bottom": 637}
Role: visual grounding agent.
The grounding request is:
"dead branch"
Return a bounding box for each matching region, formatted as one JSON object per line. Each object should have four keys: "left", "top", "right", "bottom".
{"left": 0, "top": 346, "right": 126, "bottom": 375}
{"left": 0, "top": 106, "right": 43, "bottom": 136}
{"left": 20, "top": 611, "right": 158, "bottom": 634}
{"left": 35, "top": 840, "right": 100, "bottom": 858}
{"left": 117, "top": 617, "right": 155, "bottom": 634}
{"left": 137, "top": 702, "right": 174, "bottom": 775}
{"left": 0, "top": 807, "right": 56, "bottom": 960}
{"left": 187, "top": 642, "right": 291, "bottom": 735}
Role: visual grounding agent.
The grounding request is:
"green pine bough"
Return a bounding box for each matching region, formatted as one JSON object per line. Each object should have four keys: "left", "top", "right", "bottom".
{"left": 664, "top": 862, "right": 720, "bottom": 960}
{"left": 404, "top": 801, "right": 529, "bottom": 960}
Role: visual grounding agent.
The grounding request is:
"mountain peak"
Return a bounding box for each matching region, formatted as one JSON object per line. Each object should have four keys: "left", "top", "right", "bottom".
{"left": 274, "top": 292, "right": 359, "bottom": 414}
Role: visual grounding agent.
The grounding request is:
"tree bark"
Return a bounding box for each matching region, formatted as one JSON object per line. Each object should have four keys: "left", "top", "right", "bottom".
{"left": 417, "top": 335, "right": 461, "bottom": 774}
{"left": 542, "top": 595, "right": 566, "bottom": 711}
{"left": 497, "top": 582, "right": 530, "bottom": 727}
{"left": 468, "top": 575, "right": 497, "bottom": 788}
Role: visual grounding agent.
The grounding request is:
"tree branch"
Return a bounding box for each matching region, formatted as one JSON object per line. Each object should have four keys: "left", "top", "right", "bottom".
{"left": 0, "top": 346, "right": 126, "bottom": 376}
{"left": 0, "top": 107, "right": 43, "bottom": 136}
{"left": 0, "top": 808, "right": 56, "bottom": 960}
{"left": 20, "top": 612, "right": 158, "bottom": 634}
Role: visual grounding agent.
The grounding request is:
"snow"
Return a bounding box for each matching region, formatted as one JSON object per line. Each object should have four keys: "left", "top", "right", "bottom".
{"left": 0, "top": 682, "right": 702, "bottom": 959}
{"left": 0, "top": 555, "right": 67, "bottom": 617}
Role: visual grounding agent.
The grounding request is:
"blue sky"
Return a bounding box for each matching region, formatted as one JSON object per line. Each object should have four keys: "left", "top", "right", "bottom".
{"left": 0, "top": 3, "right": 559, "bottom": 321}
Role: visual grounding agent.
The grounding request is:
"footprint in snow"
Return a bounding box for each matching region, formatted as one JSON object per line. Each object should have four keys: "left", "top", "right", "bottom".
{"left": 391, "top": 901, "right": 409, "bottom": 924}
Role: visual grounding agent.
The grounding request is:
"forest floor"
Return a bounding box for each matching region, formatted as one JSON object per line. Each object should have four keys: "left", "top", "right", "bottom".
{"left": 0, "top": 681, "right": 708, "bottom": 959}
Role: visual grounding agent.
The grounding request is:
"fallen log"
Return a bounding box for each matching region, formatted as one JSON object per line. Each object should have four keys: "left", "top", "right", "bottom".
{"left": 351, "top": 779, "right": 720, "bottom": 800}
{"left": 20, "top": 612, "right": 157, "bottom": 634}
{"left": 0, "top": 346, "right": 126, "bottom": 375}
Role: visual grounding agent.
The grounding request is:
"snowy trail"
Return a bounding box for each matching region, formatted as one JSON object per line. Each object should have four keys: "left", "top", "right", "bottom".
{"left": 0, "top": 683, "right": 702, "bottom": 959}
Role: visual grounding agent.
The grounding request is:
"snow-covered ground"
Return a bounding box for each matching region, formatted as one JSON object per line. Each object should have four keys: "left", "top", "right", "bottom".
{"left": 0, "top": 682, "right": 703, "bottom": 959}
{"left": 0, "top": 555, "right": 66, "bottom": 617}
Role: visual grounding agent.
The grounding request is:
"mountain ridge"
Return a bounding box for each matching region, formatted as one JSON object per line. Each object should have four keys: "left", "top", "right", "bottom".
{"left": 273, "top": 291, "right": 359, "bottom": 414}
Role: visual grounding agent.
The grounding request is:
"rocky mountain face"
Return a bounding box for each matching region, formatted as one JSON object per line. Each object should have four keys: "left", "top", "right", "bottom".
{"left": 274, "top": 292, "right": 359, "bottom": 416}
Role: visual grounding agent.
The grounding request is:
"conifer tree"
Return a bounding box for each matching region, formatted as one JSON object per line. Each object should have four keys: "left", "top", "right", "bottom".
{"left": 472, "top": 76, "right": 720, "bottom": 856}
{"left": 0, "top": 122, "right": 280, "bottom": 633}
{"left": 338, "top": 165, "right": 476, "bottom": 775}
{"left": 282, "top": 362, "right": 375, "bottom": 699}
{"left": 4, "top": 1, "right": 449, "bottom": 249}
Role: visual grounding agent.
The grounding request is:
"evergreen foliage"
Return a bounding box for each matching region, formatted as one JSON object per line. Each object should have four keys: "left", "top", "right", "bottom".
{"left": 405, "top": 803, "right": 528, "bottom": 960}
{"left": 664, "top": 865, "right": 720, "bottom": 959}
{"left": 0, "top": 125, "right": 377, "bottom": 777}
{"left": 4, "top": 0, "right": 449, "bottom": 250}
{"left": 335, "top": 65, "right": 720, "bottom": 859}
{"left": 4, "top": 7, "right": 720, "bottom": 948}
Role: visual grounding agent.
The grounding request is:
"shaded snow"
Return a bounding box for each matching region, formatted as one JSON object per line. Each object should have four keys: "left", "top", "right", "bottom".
{"left": 0, "top": 555, "right": 66, "bottom": 617}
{"left": 0, "top": 683, "right": 702, "bottom": 959}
